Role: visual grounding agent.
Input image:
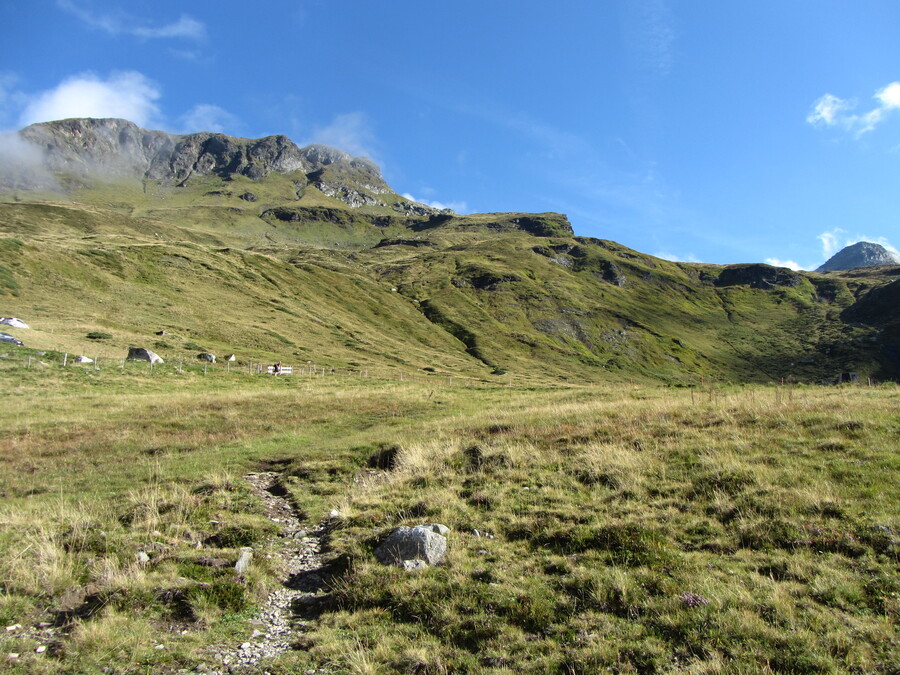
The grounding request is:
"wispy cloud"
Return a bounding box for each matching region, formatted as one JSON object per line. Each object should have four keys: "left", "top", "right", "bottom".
{"left": 310, "top": 112, "right": 378, "bottom": 160}
{"left": 808, "top": 81, "right": 900, "bottom": 137}
{"left": 179, "top": 104, "right": 239, "bottom": 134}
{"left": 764, "top": 258, "right": 805, "bottom": 271}
{"left": 624, "top": 0, "right": 677, "bottom": 76}
{"left": 817, "top": 228, "right": 845, "bottom": 259}
{"left": 0, "top": 131, "right": 59, "bottom": 189}
{"left": 133, "top": 15, "right": 205, "bottom": 40}
{"left": 18, "top": 71, "right": 161, "bottom": 128}
{"left": 402, "top": 193, "right": 468, "bottom": 214}
{"left": 654, "top": 251, "right": 701, "bottom": 263}
{"left": 58, "top": 1, "right": 205, "bottom": 41}
{"left": 818, "top": 227, "right": 899, "bottom": 261}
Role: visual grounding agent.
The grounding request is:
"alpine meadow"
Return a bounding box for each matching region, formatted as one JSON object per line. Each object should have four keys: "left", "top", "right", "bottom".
{"left": 0, "top": 118, "right": 897, "bottom": 674}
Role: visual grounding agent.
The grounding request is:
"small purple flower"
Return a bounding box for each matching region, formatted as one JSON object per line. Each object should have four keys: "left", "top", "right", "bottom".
{"left": 679, "top": 592, "right": 709, "bottom": 608}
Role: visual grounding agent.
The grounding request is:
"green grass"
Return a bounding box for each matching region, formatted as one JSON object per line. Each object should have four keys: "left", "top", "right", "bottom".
{"left": 3, "top": 177, "right": 898, "bottom": 387}
{"left": 0, "top": 355, "right": 896, "bottom": 673}
{"left": 0, "top": 161, "right": 898, "bottom": 672}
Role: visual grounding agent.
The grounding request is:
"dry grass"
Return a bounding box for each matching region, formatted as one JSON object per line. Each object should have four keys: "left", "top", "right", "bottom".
{"left": 0, "top": 360, "right": 897, "bottom": 673}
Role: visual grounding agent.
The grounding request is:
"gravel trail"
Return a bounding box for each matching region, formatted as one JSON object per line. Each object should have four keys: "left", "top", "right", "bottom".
{"left": 198, "top": 471, "right": 332, "bottom": 674}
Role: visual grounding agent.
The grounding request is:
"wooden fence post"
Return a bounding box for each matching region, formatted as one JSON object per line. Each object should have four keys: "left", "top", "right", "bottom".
{"left": 62, "top": 353, "right": 68, "bottom": 367}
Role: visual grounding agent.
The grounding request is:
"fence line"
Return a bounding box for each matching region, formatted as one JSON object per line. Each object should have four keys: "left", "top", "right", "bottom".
{"left": 1, "top": 348, "right": 509, "bottom": 389}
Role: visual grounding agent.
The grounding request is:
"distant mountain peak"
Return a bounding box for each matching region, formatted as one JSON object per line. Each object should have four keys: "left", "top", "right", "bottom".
{"left": 816, "top": 241, "right": 900, "bottom": 272}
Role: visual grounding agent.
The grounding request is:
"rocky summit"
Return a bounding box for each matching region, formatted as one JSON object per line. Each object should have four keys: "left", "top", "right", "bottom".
{"left": 9, "top": 118, "right": 448, "bottom": 215}
{"left": 816, "top": 241, "right": 900, "bottom": 272}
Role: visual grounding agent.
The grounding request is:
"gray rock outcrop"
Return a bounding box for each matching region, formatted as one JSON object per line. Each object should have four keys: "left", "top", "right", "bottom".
{"left": 127, "top": 347, "right": 163, "bottom": 364}
{"left": 374, "top": 524, "right": 449, "bottom": 568}
{"left": 197, "top": 353, "right": 216, "bottom": 363}
{"left": 12, "top": 119, "right": 392, "bottom": 197}
{"left": 816, "top": 242, "right": 900, "bottom": 272}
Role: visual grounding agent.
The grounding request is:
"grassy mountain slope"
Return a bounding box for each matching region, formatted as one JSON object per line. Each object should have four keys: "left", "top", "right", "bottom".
{"left": 1, "top": 146, "right": 898, "bottom": 383}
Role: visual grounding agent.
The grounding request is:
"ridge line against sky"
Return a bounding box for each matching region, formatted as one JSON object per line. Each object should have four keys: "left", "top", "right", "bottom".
{"left": 1, "top": 0, "right": 898, "bottom": 268}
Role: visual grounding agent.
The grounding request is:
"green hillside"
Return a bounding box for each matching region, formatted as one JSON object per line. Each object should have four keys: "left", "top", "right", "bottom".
{"left": 1, "top": 165, "right": 898, "bottom": 384}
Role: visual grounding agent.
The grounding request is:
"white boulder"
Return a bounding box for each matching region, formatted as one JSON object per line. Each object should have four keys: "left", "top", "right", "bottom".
{"left": 127, "top": 347, "right": 164, "bottom": 364}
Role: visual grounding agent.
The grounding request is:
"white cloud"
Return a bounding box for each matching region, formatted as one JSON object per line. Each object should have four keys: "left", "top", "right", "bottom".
{"left": 808, "top": 81, "right": 900, "bottom": 137}
{"left": 401, "top": 192, "right": 468, "bottom": 214}
{"left": 0, "top": 131, "right": 59, "bottom": 189}
{"left": 875, "top": 81, "right": 900, "bottom": 109}
{"left": 180, "top": 104, "right": 238, "bottom": 134}
{"left": 653, "top": 251, "right": 701, "bottom": 263}
{"left": 58, "top": 1, "right": 205, "bottom": 40}
{"left": 18, "top": 71, "right": 161, "bottom": 127}
{"left": 818, "top": 228, "right": 844, "bottom": 259}
{"left": 817, "top": 227, "right": 900, "bottom": 262}
{"left": 765, "top": 258, "right": 805, "bottom": 271}
{"left": 310, "top": 112, "right": 378, "bottom": 159}
{"left": 133, "top": 16, "right": 205, "bottom": 40}
{"left": 806, "top": 94, "right": 854, "bottom": 127}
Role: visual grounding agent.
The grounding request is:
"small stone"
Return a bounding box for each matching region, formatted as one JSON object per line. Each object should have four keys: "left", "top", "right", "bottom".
{"left": 8, "top": 653, "right": 20, "bottom": 660}
{"left": 36, "top": 645, "right": 47, "bottom": 654}
{"left": 235, "top": 547, "right": 253, "bottom": 574}
{"left": 398, "top": 559, "right": 428, "bottom": 571}
{"left": 154, "top": 644, "right": 166, "bottom": 650}
{"left": 136, "top": 551, "right": 150, "bottom": 564}
{"left": 5, "top": 624, "right": 20, "bottom": 632}
{"left": 240, "top": 642, "right": 251, "bottom": 651}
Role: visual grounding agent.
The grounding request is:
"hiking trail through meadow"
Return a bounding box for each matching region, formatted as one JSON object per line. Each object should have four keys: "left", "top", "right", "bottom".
{"left": 198, "top": 471, "right": 333, "bottom": 674}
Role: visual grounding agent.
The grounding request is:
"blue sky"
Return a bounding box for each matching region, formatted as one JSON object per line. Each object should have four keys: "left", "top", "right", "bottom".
{"left": 1, "top": 0, "right": 899, "bottom": 268}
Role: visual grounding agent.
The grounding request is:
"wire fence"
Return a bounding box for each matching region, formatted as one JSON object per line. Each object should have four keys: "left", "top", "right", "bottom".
{"left": 1, "top": 346, "right": 514, "bottom": 389}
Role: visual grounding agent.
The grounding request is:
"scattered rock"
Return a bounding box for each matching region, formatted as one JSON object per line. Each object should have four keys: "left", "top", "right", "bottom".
{"left": 203, "top": 471, "right": 331, "bottom": 670}
{"left": 127, "top": 347, "right": 163, "bottom": 364}
{"left": 239, "top": 192, "right": 258, "bottom": 202}
{"left": 74, "top": 355, "right": 93, "bottom": 363}
{"left": 0, "top": 317, "right": 29, "bottom": 329}
{"left": 374, "top": 525, "right": 448, "bottom": 567}
{"left": 225, "top": 354, "right": 236, "bottom": 362}
{"left": 234, "top": 548, "right": 253, "bottom": 574}
{"left": 197, "top": 352, "right": 216, "bottom": 363}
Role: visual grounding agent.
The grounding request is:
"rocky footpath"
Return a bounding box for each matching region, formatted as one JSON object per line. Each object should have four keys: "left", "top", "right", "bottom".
{"left": 196, "top": 471, "right": 332, "bottom": 674}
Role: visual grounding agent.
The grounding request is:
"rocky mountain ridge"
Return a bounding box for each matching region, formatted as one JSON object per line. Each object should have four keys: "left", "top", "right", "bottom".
{"left": 18, "top": 118, "right": 369, "bottom": 182}
{"left": 12, "top": 118, "right": 451, "bottom": 215}
{"left": 816, "top": 241, "right": 900, "bottom": 272}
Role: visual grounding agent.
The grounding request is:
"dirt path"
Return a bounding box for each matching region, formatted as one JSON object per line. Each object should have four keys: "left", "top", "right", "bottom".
{"left": 199, "top": 471, "right": 332, "bottom": 673}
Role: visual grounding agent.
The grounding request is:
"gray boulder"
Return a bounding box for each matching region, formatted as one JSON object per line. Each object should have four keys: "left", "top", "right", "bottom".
{"left": 374, "top": 524, "right": 449, "bottom": 567}
{"left": 197, "top": 352, "right": 216, "bottom": 363}
{"left": 127, "top": 347, "right": 163, "bottom": 364}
